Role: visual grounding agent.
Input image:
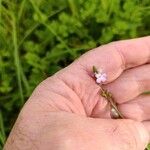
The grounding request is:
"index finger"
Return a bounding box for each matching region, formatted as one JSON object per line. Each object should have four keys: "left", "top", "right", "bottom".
{"left": 77, "top": 36, "right": 150, "bottom": 83}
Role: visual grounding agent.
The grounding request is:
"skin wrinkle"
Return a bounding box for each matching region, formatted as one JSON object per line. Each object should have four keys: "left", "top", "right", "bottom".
{"left": 73, "top": 66, "right": 102, "bottom": 116}
{"left": 5, "top": 117, "right": 25, "bottom": 148}
{"left": 55, "top": 74, "right": 80, "bottom": 97}
{"left": 17, "top": 128, "right": 38, "bottom": 150}
{"left": 139, "top": 101, "right": 147, "bottom": 121}
{"left": 44, "top": 100, "right": 60, "bottom": 111}
{"left": 53, "top": 93, "right": 76, "bottom": 113}
{"left": 111, "top": 42, "right": 126, "bottom": 70}
{"left": 112, "top": 125, "right": 118, "bottom": 133}
{"left": 48, "top": 91, "right": 76, "bottom": 113}
{"left": 54, "top": 67, "right": 104, "bottom": 117}
{"left": 76, "top": 61, "right": 92, "bottom": 77}
{"left": 7, "top": 124, "right": 38, "bottom": 150}
{"left": 40, "top": 76, "right": 85, "bottom": 115}
{"left": 138, "top": 78, "right": 150, "bottom": 93}
{"left": 98, "top": 120, "right": 137, "bottom": 150}
{"left": 119, "top": 120, "right": 141, "bottom": 149}
{"left": 123, "top": 102, "right": 144, "bottom": 122}
{"left": 76, "top": 63, "right": 100, "bottom": 105}
{"left": 136, "top": 77, "right": 146, "bottom": 95}
{"left": 13, "top": 113, "right": 68, "bottom": 150}
{"left": 27, "top": 89, "right": 60, "bottom": 113}
{"left": 85, "top": 87, "right": 100, "bottom": 116}
{"left": 81, "top": 69, "right": 104, "bottom": 115}
{"left": 133, "top": 64, "right": 150, "bottom": 94}
{"left": 115, "top": 39, "right": 150, "bottom": 68}
{"left": 117, "top": 43, "right": 137, "bottom": 69}
{"left": 143, "top": 38, "right": 150, "bottom": 63}
{"left": 18, "top": 110, "right": 66, "bottom": 144}
{"left": 124, "top": 122, "right": 138, "bottom": 150}
{"left": 139, "top": 96, "right": 150, "bottom": 121}
{"left": 90, "top": 99, "right": 100, "bottom": 118}
{"left": 102, "top": 48, "right": 123, "bottom": 82}
{"left": 77, "top": 84, "right": 99, "bottom": 117}
{"left": 55, "top": 76, "right": 86, "bottom": 115}
{"left": 33, "top": 93, "right": 59, "bottom": 111}
{"left": 75, "top": 72, "right": 107, "bottom": 117}
{"left": 51, "top": 98, "right": 73, "bottom": 113}
{"left": 70, "top": 79, "right": 89, "bottom": 116}
{"left": 74, "top": 80, "right": 88, "bottom": 114}
{"left": 133, "top": 76, "right": 143, "bottom": 100}
{"left": 56, "top": 69, "right": 99, "bottom": 116}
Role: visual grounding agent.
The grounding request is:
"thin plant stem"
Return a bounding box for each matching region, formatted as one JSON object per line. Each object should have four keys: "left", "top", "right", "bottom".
{"left": 67, "top": 0, "right": 78, "bottom": 17}
{"left": 20, "top": 67, "right": 30, "bottom": 95}
{"left": 11, "top": 13, "right": 24, "bottom": 104}
{"left": 18, "top": 0, "right": 26, "bottom": 21}
{"left": 0, "top": 111, "right": 6, "bottom": 145}
{"left": 99, "top": 86, "right": 124, "bottom": 119}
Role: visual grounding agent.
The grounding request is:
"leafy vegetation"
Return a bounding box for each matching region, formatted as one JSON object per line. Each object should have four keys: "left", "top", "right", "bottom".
{"left": 0, "top": 0, "right": 150, "bottom": 148}
{"left": 147, "top": 144, "right": 150, "bottom": 150}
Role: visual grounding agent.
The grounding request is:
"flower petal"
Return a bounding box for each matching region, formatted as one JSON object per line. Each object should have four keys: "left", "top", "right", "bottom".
{"left": 96, "top": 78, "right": 102, "bottom": 84}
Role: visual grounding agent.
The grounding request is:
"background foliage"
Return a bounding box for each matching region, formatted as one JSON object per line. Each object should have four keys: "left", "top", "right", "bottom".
{"left": 0, "top": 0, "right": 150, "bottom": 149}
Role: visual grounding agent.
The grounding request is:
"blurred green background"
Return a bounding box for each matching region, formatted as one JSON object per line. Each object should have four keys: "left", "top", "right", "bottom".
{"left": 0, "top": 0, "right": 150, "bottom": 149}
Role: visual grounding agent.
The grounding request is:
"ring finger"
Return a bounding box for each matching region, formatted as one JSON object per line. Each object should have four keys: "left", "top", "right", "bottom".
{"left": 119, "top": 94, "right": 150, "bottom": 121}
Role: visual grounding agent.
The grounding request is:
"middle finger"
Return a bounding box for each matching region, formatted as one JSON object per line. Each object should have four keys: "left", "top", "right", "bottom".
{"left": 104, "top": 64, "right": 150, "bottom": 104}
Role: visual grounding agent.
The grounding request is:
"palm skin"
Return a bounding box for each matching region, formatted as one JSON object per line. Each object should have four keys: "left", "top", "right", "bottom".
{"left": 4, "top": 37, "right": 150, "bottom": 150}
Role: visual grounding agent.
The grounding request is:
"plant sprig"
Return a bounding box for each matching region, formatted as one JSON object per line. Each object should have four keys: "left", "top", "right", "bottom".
{"left": 93, "top": 66, "right": 124, "bottom": 119}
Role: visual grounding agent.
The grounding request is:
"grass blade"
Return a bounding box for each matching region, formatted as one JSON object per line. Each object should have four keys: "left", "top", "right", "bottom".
{"left": 0, "top": 111, "right": 6, "bottom": 145}
{"left": 11, "top": 13, "right": 24, "bottom": 104}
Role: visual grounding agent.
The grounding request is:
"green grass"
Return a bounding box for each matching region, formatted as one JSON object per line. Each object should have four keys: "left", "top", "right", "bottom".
{"left": 0, "top": 111, "right": 6, "bottom": 149}
{"left": 147, "top": 144, "right": 150, "bottom": 150}
{"left": 0, "top": 0, "right": 150, "bottom": 148}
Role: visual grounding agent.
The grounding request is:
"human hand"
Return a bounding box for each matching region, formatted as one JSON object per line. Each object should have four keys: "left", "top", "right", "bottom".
{"left": 4, "top": 37, "right": 150, "bottom": 150}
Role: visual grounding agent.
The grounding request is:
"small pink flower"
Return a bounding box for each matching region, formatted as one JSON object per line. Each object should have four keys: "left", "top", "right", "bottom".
{"left": 94, "top": 71, "right": 107, "bottom": 84}
{"left": 96, "top": 76, "right": 107, "bottom": 84}
{"left": 96, "top": 78, "right": 102, "bottom": 84}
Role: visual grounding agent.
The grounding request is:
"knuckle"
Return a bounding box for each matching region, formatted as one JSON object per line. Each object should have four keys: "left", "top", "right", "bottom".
{"left": 110, "top": 120, "right": 138, "bottom": 150}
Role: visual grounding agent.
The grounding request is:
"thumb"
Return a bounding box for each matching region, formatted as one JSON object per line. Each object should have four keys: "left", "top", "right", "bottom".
{"left": 91, "top": 119, "right": 149, "bottom": 150}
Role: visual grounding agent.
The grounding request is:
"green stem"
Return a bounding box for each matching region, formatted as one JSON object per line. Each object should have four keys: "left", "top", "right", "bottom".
{"left": 12, "top": 14, "right": 24, "bottom": 104}
{"left": 20, "top": 67, "right": 30, "bottom": 95}
{"left": 100, "top": 87, "right": 124, "bottom": 119}
{"left": 67, "top": 0, "right": 78, "bottom": 17}
{"left": 0, "top": 111, "right": 6, "bottom": 145}
{"left": 18, "top": 0, "right": 26, "bottom": 20}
